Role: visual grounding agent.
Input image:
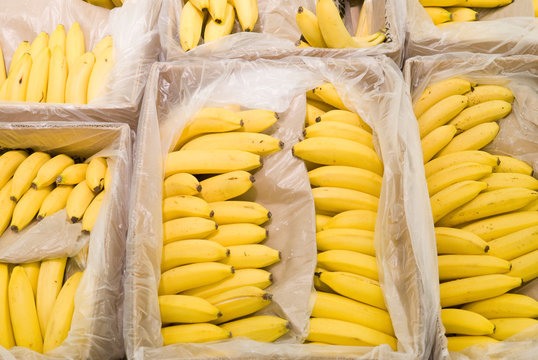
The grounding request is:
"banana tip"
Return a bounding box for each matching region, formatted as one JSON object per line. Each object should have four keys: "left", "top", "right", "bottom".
{"left": 297, "top": 6, "right": 304, "bottom": 13}
{"left": 9, "top": 196, "right": 17, "bottom": 202}
{"left": 279, "top": 141, "right": 284, "bottom": 149}
{"left": 209, "top": 210, "right": 215, "bottom": 218}
{"left": 269, "top": 273, "right": 273, "bottom": 282}
{"left": 215, "top": 19, "right": 222, "bottom": 24}
{"left": 239, "top": 119, "right": 244, "bottom": 127}
{"left": 230, "top": 266, "right": 235, "bottom": 274}
{"left": 274, "top": 112, "right": 279, "bottom": 120}
{"left": 93, "top": 186, "right": 103, "bottom": 193}
{"left": 197, "top": 184, "right": 202, "bottom": 192}
{"left": 267, "top": 211, "right": 272, "bottom": 219}
{"left": 249, "top": 175, "right": 256, "bottom": 183}
{"left": 71, "top": 216, "right": 79, "bottom": 223}
{"left": 217, "top": 311, "right": 223, "bottom": 318}
{"left": 265, "top": 229, "right": 269, "bottom": 237}
{"left": 225, "top": 249, "right": 230, "bottom": 256}
{"left": 315, "top": 116, "right": 321, "bottom": 122}
{"left": 263, "top": 293, "right": 272, "bottom": 301}
{"left": 56, "top": 176, "right": 62, "bottom": 184}
{"left": 36, "top": 215, "right": 44, "bottom": 221}
{"left": 215, "top": 223, "right": 219, "bottom": 229}
{"left": 278, "top": 251, "right": 281, "bottom": 260}
{"left": 31, "top": 182, "right": 37, "bottom": 189}
{"left": 302, "top": 129, "right": 306, "bottom": 137}
{"left": 286, "top": 321, "right": 291, "bottom": 330}
{"left": 484, "top": 245, "right": 489, "bottom": 253}
{"left": 10, "top": 225, "right": 18, "bottom": 232}
{"left": 314, "top": 271, "right": 321, "bottom": 277}
{"left": 82, "top": 229, "right": 90, "bottom": 235}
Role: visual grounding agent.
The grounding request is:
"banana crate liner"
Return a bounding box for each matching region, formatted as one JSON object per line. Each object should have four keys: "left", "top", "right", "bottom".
{"left": 404, "top": 53, "right": 538, "bottom": 360}
{"left": 0, "top": 122, "right": 131, "bottom": 360}
{"left": 159, "top": 0, "right": 405, "bottom": 66}
{"left": 124, "top": 56, "right": 439, "bottom": 359}
{"left": 406, "top": 0, "right": 538, "bottom": 57}
{"left": 0, "top": 0, "right": 162, "bottom": 129}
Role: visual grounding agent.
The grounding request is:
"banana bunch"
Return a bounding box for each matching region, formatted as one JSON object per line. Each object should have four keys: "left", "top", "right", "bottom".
{"left": 0, "top": 149, "right": 110, "bottom": 236}
{"left": 0, "top": 258, "right": 83, "bottom": 353}
{"left": 0, "top": 23, "right": 115, "bottom": 104}
{"left": 292, "top": 83, "right": 397, "bottom": 349}
{"left": 160, "top": 106, "right": 290, "bottom": 345}
{"left": 84, "top": 0, "right": 124, "bottom": 9}
{"left": 415, "top": 77, "right": 538, "bottom": 351}
{"left": 295, "top": 0, "right": 386, "bottom": 49}
{"left": 179, "top": 0, "right": 258, "bottom": 52}
{"left": 419, "top": 0, "right": 515, "bottom": 26}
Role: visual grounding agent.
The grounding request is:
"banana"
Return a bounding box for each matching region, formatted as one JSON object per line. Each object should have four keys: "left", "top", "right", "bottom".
{"left": 161, "top": 239, "right": 229, "bottom": 272}
{"left": 0, "top": 263, "right": 15, "bottom": 349}
{"left": 481, "top": 173, "right": 538, "bottom": 192}
{"left": 425, "top": 150, "right": 498, "bottom": 178}
{"left": 316, "top": 214, "right": 332, "bottom": 232}
{"left": 159, "top": 295, "right": 221, "bottom": 323}
{"left": 449, "top": 100, "right": 511, "bottom": 133}
{"left": 163, "top": 195, "right": 213, "bottom": 221}
{"left": 65, "top": 180, "right": 96, "bottom": 223}
{"left": 419, "top": 0, "right": 462, "bottom": 6}
{"left": 307, "top": 89, "right": 322, "bottom": 101}
{"left": 56, "top": 163, "right": 88, "bottom": 185}
{"left": 317, "top": 271, "right": 386, "bottom": 309}
{"left": 26, "top": 47, "right": 50, "bottom": 102}
{"left": 316, "top": 110, "right": 371, "bottom": 132}
{"left": 181, "top": 132, "right": 283, "bottom": 156}
{"left": 306, "top": 318, "right": 397, "bottom": 349}
{"left": 455, "top": 0, "right": 513, "bottom": 7}
{"left": 36, "top": 258, "right": 67, "bottom": 335}
{"left": 204, "top": 3, "right": 235, "bottom": 43}
{"left": 446, "top": 336, "right": 498, "bottom": 351}
{"left": 65, "top": 52, "right": 96, "bottom": 104}
{"left": 219, "top": 315, "right": 289, "bottom": 342}
{"left": 488, "top": 225, "right": 538, "bottom": 260}
{"left": 8, "top": 41, "right": 30, "bottom": 76}
{"left": 322, "top": 209, "right": 377, "bottom": 231}
{"left": 10, "top": 151, "right": 51, "bottom": 201}
{"left": 183, "top": 268, "right": 272, "bottom": 298}
{"left": 209, "top": 201, "right": 270, "bottom": 225}
{"left": 165, "top": 150, "right": 261, "bottom": 177}
{"left": 437, "top": 187, "right": 538, "bottom": 227}
{"left": 521, "top": 198, "right": 538, "bottom": 211}
{"left": 435, "top": 227, "right": 489, "bottom": 255}
{"left": 306, "top": 103, "right": 325, "bottom": 126}
{"left": 312, "top": 187, "right": 379, "bottom": 214}
{"left": 206, "top": 286, "right": 271, "bottom": 324}
{"left": 163, "top": 217, "right": 217, "bottom": 245}
{"left": 33, "top": 154, "right": 74, "bottom": 189}
{"left": 36, "top": 185, "right": 73, "bottom": 220}
{"left": 494, "top": 155, "right": 534, "bottom": 176}
{"left": 439, "top": 274, "right": 522, "bottom": 307}
{"left": 0, "top": 180, "right": 16, "bottom": 235}
{"left": 199, "top": 171, "right": 254, "bottom": 203}
{"left": 312, "top": 292, "right": 394, "bottom": 336}
{"left": 190, "top": 0, "right": 209, "bottom": 11}
{"left": 316, "top": 0, "right": 357, "bottom": 48}
{"left": 8, "top": 266, "right": 42, "bottom": 352}
{"left": 87, "top": 45, "right": 114, "bottom": 103}
{"left": 209, "top": 0, "right": 227, "bottom": 23}
{"left": 49, "top": 25, "right": 66, "bottom": 55}
{"left": 91, "top": 35, "right": 113, "bottom": 59}
{"left": 312, "top": 83, "right": 349, "bottom": 110}
{"left": 430, "top": 180, "right": 487, "bottom": 223}
{"left": 425, "top": 7, "right": 452, "bottom": 24}
{"left": 230, "top": 0, "right": 258, "bottom": 31}
{"left": 436, "top": 122, "right": 500, "bottom": 158}
{"left": 21, "top": 262, "right": 40, "bottom": 298}
{"left": 490, "top": 318, "right": 538, "bottom": 340}
{"left": 81, "top": 190, "right": 105, "bottom": 233}
{"left": 43, "top": 272, "right": 83, "bottom": 353}
{"left": 313, "top": 267, "right": 333, "bottom": 292}
{"left": 441, "top": 308, "right": 494, "bottom": 335}
{"left": 316, "top": 228, "right": 375, "bottom": 256}
{"left": 0, "top": 150, "right": 28, "bottom": 189}
{"left": 7, "top": 53, "right": 32, "bottom": 101}
{"left": 293, "top": 137, "right": 383, "bottom": 175}
{"left": 163, "top": 173, "right": 201, "bottom": 198}
{"left": 219, "top": 244, "right": 280, "bottom": 269}
{"left": 296, "top": 6, "right": 326, "bottom": 48}
{"left": 162, "top": 323, "right": 230, "bottom": 345}
{"left": 304, "top": 121, "right": 374, "bottom": 149}
{"left": 11, "top": 185, "right": 53, "bottom": 232}
{"left": 414, "top": 78, "right": 471, "bottom": 118}
{"left": 438, "top": 255, "right": 511, "bottom": 281}
{"left": 461, "top": 211, "right": 538, "bottom": 241}
{"left": 317, "top": 250, "right": 378, "bottom": 281}
{"left": 66, "top": 22, "right": 85, "bottom": 71}
{"left": 466, "top": 85, "right": 513, "bottom": 106}
{"left": 505, "top": 249, "right": 538, "bottom": 283}
{"left": 308, "top": 98, "right": 337, "bottom": 113}
{"left": 46, "top": 46, "right": 68, "bottom": 103}
{"left": 461, "top": 293, "right": 538, "bottom": 318}
{"left": 417, "top": 95, "right": 468, "bottom": 138}
{"left": 206, "top": 223, "right": 266, "bottom": 246}
{"left": 87, "top": 0, "right": 116, "bottom": 9}
{"left": 426, "top": 162, "right": 492, "bottom": 196}
{"left": 421, "top": 125, "right": 457, "bottom": 163}
{"left": 448, "top": 7, "right": 478, "bottom": 22}
{"left": 158, "top": 262, "right": 234, "bottom": 295}
{"left": 237, "top": 109, "right": 278, "bottom": 133}
{"left": 179, "top": 1, "right": 205, "bottom": 51}
{"left": 30, "top": 32, "right": 48, "bottom": 60}
{"left": 352, "top": 32, "right": 386, "bottom": 48}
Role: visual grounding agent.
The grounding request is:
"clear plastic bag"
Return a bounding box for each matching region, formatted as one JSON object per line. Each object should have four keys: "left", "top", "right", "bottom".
{"left": 0, "top": 122, "right": 131, "bottom": 359}
{"left": 123, "top": 56, "right": 438, "bottom": 359}
{"left": 404, "top": 53, "right": 538, "bottom": 360}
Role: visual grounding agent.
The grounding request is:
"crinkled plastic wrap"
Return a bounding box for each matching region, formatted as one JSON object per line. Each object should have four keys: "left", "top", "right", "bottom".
{"left": 0, "top": 0, "right": 162, "bottom": 129}
{"left": 404, "top": 53, "right": 538, "bottom": 360}
{"left": 0, "top": 122, "right": 131, "bottom": 359}
{"left": 159, "top": 0, "right": 405, "bottom": 66}
{"left": 124, "top": 56, "right": 437, "bottom": 359}
{"left": 406, "top": 0, "right": 538, "bottom": 58}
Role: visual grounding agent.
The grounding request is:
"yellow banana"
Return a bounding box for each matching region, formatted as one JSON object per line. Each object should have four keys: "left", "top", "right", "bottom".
{"left": 316, "top": 214, "right": 332, "bottom": 232}
{"left": 65, "top": 180, "right": 96, "bottom": 223}
{"left": 448, "top": 7, "right": 478, "bottom": 22}
{"left": 11, "top": 185, "right": 53, "bottom": 232}
{"left": 179, "top": 1, "right": 205, "bottom": 52}
{"left": 317, "top": 249, "right": 378, "bottom": 281}
{"left": 446, "top": 336, "right": 498, "bottom": 351}
{"left": 65, "top": 52, "right": 96, "bottom": 104}
{"left": 352, "top": 32, "right": 386, "bottom": 48}
{"left": 312, "top": 186, "right": 379, "bottom": 214}
{"left": 441, "top": 308, "right": 494, "bottom": 335}
{"left": 316, "top": 228, "right": 375, "bottom": 256}
{"left": 316, "top": 109, "right": 371, "bottom": 132}
{"left": 421, "top": 125, "right": 457, "bottom": 163}
{"left": 430, "top": 180, "right": 487, "bottom": 223}
{"left": 92, "top": 36, "right": 113, "bottom": 59}
{"left": 56, "top": 163, "right": 88, "bottom": 185}
{"left": 159, "top": 295, "right": 221, "bottom": 323}
{"left": 494, "top": 155, "right": 534, "bottom": 176}
{"left": 37, "top": 185, "right": 73, "bottom": 220}
{"left": 316, "top": 0, "right": 357, "bottom": 48}
{"left": 419, "top": 0, "right": 461, "bottom": 5}
{"left": 505, "top": 249, "right": 538, "bottom": 283}
{"left": 87, "top": 0, "right": 116, "bottom": 9}
{"left": 7, "top": 53, "right": 32, "bottom": 101}
{"left": 33, "top": 154, "right": 74, "bottom": 189}
{"left": 521, "top": 198, "right": 538, "bottom": 211}
{"left": 304, "top": 121, "right": 374, "bottom": 149}
{"left": 66, "top": 22, "right": 85, "bottom": 71}
{"left": 207, "top": 286, "right": 271, "bottom": 324}
{"left": 0, "top": 263, "right": 15, "bottom": 349}
{"left": 199, "top": 171, "right": 254, "bottom": 202}
{"left": 208, "top": 0, "right": 227, "bottom": 23}
{"left": 0, "top": 180, "right": 16, "bottom": 235}
{"left": 46, "top": 46, "right": 68, "bottom": 103}
{"left": 209, "top": 201, "right": 270, "bottom": 225}
{"left": 306, "top": 103, "right": 325, "bottom": 126}
{"left": 204, "top": 3, "right": 235, "bottom": 43}
{"left": 87, "top": 45, "right": 115, "bottom": 103}
{"left": 438, "top": 255, "right": 511, "bottom": 281}
{"left": 435, "top": 227, "right": 489, "bottom": 255}
{"left": 30, "top": 32, "right": 49, "bottom": 60}
{"left": 220, "top": 244, "right": 280, "bottom": 269}
{"left": 81, "top": 190, "right": 105, "bottom": 233}
{"left": 436, "top": 122, "right": 500, "bottom": 158}
{"left": 163, "top": 172, "right": 201, "bottom": 198}
{"left": 313, "top": 267, "right": 333, "bottom": 293}
{"left": 317, "top": 271, "right": 385, "bottom": 309}
{"left": 162, "top": 323, "right": 230, "bottom": 345}
{"left": 490, "top": 318, "right": 538, "bottom": 340}
{"left": 455, "top": 0, "right": 513, "bottom": 7}
{"left": 165, "top": 150, "right": 261, "bottom": 177}
{"left": 449, "top": 100, "right": 511, "bottom": 133}
{"left": 49, "top": 25, "right": 66, "bottom": 55}
{"left": 8, "top": 41, "right": 30, "bottom": 76}
{"left": 425, "top": 7, "right": 452, "bottom": 24}
{"left": 14, "top": 153, "right": 51, "bottom": 203}
{"left": 414, "top": 77, "right": 471, "bottom": 118}
{"left": 296, "top": 6, "right": 326, "bottom": 48}
{"left": 190, "top": 0, "right": 209, "bottom": 11}
{"left": 181, "top": 132, "right": 283, "bottom": 156}
{"left": 220, "top": 315, "right": 289, "bottom": 342}
{"left": 158, "top": 262, "right": 234, "bottom": 295}
{"left": 0, "top": 150, "right": 28, "bottom": 189}
{"left": 322, "top": 209, "right": 377, "bottom": 231}
{"left": 461, "top": 293, "right": 538, "bottom": 318}
{"left": 488, "top": 225, "right": 538, "bottom": 260}
{"left": 26, "top": 47, "right": 50, "bottom": 102}
{"left": 163, "top": 217, "right": 217, "bottom": 245}
{"left": 466, "top": 85, "right": 513, "bottom": 106}
{"left": 161, "top": 239, "right": 229, "bottom": 272}
{"left": 439, "top": 274, "right": 522, "bottom": 307}
{"left": 21, "top": 262, "right": 40, "bottom": 298}
{"left": 308, "top": 98, "right": 337, "bottom": 113}
{"left": 206, "top": 223, "right": 267, "bottom": 246}
{"left": 424, "top": 150, "right": 498, "bottom": 178}
{"left": 230, "top": 0, "right": 258, "bottom": 32}
{"left": 426, "top": 162, "right": 492, "bottom": 196}
{"left": 461, "top": 211, "right": 538, "bottom": 241}
{"left": 481, "top": 173, "right": 538, "bottom": 192}
{"left": 163, "top": 195, "right": 213, "bottom": 221}
{"left": 237, "top": 109, "right": 278, "bottom": 133}
{"left": 36, "top": 258, "right": 67, "bottom": 335}
{"left": 417, "top": 95, "right": 468, "bottom": 138}
{"left": 312, "top": 83, "right": 349, "bottom": 110}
